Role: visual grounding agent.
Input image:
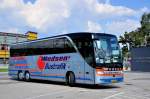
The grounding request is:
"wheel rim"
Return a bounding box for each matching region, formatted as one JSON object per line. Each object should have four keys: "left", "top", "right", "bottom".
{"left": 18, "top": 72, "right": 23, "bottom": 80}
{"left": 25, "top": 73, "right": 30, "bottom": 80}
{"left": 68, "top": 75, "right": 71, "bottom": 84}
{"left": 69, "top": 73, "right": 75, "bottom": 85}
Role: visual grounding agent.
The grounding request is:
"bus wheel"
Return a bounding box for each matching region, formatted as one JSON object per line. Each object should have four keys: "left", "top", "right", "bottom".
{"left": 25, "top": 72, "right": 31, "bottom": 81}
{"left": 68, "top": 72, "right": 75, "bottom": 86}
{"left": 18, "top": 71, "right": 23, "bottom": 80}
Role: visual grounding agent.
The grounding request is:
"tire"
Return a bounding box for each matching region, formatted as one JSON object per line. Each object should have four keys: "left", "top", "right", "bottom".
{"left": 18, "top": 71, "right": 23, "bottom": 80}
{"left": 68, "top": 72, "right": 75, "bottom": 86}
{"left": 25, "top": 72, "right": 31, "bottom": 81}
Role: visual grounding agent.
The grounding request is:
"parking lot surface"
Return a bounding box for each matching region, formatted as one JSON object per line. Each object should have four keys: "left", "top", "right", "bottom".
{"left": 0, "top": 72, "right": 150, "bottom": 99}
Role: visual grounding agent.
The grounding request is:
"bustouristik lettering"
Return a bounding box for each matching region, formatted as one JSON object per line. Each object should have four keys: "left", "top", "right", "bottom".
{"left": 45, "top": 63, "right": 66, "bottom": 69}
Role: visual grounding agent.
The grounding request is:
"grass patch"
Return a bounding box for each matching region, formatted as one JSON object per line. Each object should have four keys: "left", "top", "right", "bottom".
{"left": 0, "top": 68, "right": 8, "bottom": 72}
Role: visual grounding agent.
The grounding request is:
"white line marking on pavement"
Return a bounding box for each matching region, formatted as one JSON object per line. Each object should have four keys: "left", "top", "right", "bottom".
{"left": 25, "top": 89, "right": 73, "bottom": 99}
{"left": 122, "top": 94, "right": 150, "bottom": 99}
{"left": 103, "top": 92, "right": 124, "bottom": 99}
{"left": 103, "top": 90, "right": 120, "bottom": 93}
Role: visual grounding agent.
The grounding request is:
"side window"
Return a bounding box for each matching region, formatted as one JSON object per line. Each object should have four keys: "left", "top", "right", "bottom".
{"left": 10, "top": 37, "right": 77, "bottom": 56}
{"left": 10, "top": 45, "right": 18, "bottom": 57}
{"left": 28, "top": 40, "right": 49, "bottom": 55}
{"left": 72, "top": 39, "right": 94, "bottom": 65}
{"left": 41, "top": 40, "right": 53, "bottom": 54}
{"left": 10, "top": 48, "right": 18, "bottom": 57}
{"left": 54, "top": 38, "right": 64, "bottom": 48}
{"left": 64, "top": 38, "right": 76, "bottom": 53}
{"left": 21, "top": 43, "right": 27, "bottom": 56}
{"left": 10, "top": 43, "right": 27, "bottom": 57}
{"left": 48, "top": 39, "right": 53, "bottom": 48}
{"left": 64, "top": 39, "right": 72, "bottom": 48}
{"left": 53, "top": 37, "right": 76, "bottom": 53}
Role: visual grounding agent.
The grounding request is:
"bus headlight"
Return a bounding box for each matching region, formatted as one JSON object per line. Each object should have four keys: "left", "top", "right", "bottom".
{"left": 120, "top": 71, "right": 123, "bottom": 74}
{"left": 97, "top": 71, "right": 104, "bottom": 74}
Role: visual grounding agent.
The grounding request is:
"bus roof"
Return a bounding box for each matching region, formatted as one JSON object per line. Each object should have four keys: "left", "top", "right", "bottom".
{"left": 10, "top": 32, "right": 116, "bottom": 45}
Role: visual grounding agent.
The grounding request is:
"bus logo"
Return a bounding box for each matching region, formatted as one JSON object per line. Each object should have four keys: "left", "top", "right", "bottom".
{"left": 37, "top": 56, "right": 46, "bottom": 71}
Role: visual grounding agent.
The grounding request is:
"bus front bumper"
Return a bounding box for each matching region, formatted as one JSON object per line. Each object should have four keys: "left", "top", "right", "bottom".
{"left": 95, "top": 76, "right": 124, "bottom": 84}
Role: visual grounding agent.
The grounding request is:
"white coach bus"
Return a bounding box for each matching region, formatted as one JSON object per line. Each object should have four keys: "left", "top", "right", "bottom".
{"left": 9, "top": 32, "right": 123, "bottom": 86}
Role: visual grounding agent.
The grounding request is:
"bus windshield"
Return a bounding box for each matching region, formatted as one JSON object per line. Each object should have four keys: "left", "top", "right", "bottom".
{"left": 94, "top": 36, "right": 121, "bottom": 64}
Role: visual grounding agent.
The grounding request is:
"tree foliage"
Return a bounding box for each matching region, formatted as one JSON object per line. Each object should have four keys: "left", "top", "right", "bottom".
{"left": 119, "top": 12, "right": 150, "bottom": 57}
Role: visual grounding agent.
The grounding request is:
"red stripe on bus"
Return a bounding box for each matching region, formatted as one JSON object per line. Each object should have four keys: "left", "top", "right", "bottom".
{"left": 15, "top": 64, "right": 28, "bottom": 66}
{"left": 96, "top": 74, "right": 123, "bottom": 76}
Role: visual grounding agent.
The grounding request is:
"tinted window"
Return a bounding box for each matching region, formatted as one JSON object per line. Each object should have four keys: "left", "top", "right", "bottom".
{"left": 54, "top": 39, "right": 64, "bottom": 48}
{"left": 72, "top": 38, "right": 94, "bottom": 66}
{"left": 10, "top": 37, "right": 76, "bottom": 57}
{"left": 10, "top": 43, "right": 27, "bottom": 56}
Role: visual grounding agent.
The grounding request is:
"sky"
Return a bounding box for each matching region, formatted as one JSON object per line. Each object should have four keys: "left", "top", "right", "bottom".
{"left": 0, "top": 0, "right": 150, "bottom": 38}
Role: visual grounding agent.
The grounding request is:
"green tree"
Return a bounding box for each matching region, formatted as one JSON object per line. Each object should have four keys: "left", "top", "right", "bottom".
{"left": 141, "top": 13, "right": 150, "bottom": 35}
{"left": 119, "top": 12, "right": 150, "bottom": 57}
{"left": 141, "top": 13, "right": 150, "bottom": 45}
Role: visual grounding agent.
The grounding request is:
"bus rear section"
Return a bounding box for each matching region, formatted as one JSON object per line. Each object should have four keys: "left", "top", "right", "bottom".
{"left": 8, "top": 36, "right": 81, "bottom": 84}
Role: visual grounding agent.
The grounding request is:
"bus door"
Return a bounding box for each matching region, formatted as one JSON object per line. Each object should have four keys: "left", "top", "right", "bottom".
{"left": 83, "top": 41, "right": 95, "bottom": 84}
{"left": 75, "top": 39, "right": 94, "bottom": 84}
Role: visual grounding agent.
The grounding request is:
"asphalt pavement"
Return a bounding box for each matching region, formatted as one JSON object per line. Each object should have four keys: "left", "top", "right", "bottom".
{"left": 0, "top": 72, "right": 150, "bottom": 99}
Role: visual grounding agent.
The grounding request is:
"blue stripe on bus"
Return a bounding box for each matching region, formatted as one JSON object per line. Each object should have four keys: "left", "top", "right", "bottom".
{"left": 31, "top": 75, "right": 65, "bottom": 79}
{"left": 31, "top": 72, "right": 42, "bottom": 74}
{"left": 9, "top": 70, "right": 18, "bottom": 71}
{"left": 9, "top": 73, "right": 17, "bottom": 76}
{"left": 100, "top": 77, "right": 123, "bottom": 83}
{"left": 76, "top": 77, "right": 91, "bottom": 81}
{"left": 31, "top": 75, "right": 91, "bottom": 81}
{"left": 9, "top": 70, "right": 92, "bottom": 81}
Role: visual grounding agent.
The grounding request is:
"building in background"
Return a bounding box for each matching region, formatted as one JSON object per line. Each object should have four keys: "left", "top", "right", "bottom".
{"left": 131, "top": 47, "right": 150, "bottom": 72}
{"left": 26, "top": 31, "right": 38, "bottom": 40}
{"left": 0, "top": 31, "right": 38, "bottom": 64}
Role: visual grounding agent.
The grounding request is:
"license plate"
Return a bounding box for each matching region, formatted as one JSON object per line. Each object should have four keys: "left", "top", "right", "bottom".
{"left": 111, "top": 80, "right": 117, "bottom": 83}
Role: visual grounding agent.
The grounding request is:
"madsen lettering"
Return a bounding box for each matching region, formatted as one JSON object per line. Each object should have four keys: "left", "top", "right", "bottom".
{"left": 42, "top": 56, "right": 70, "bottom": 61}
